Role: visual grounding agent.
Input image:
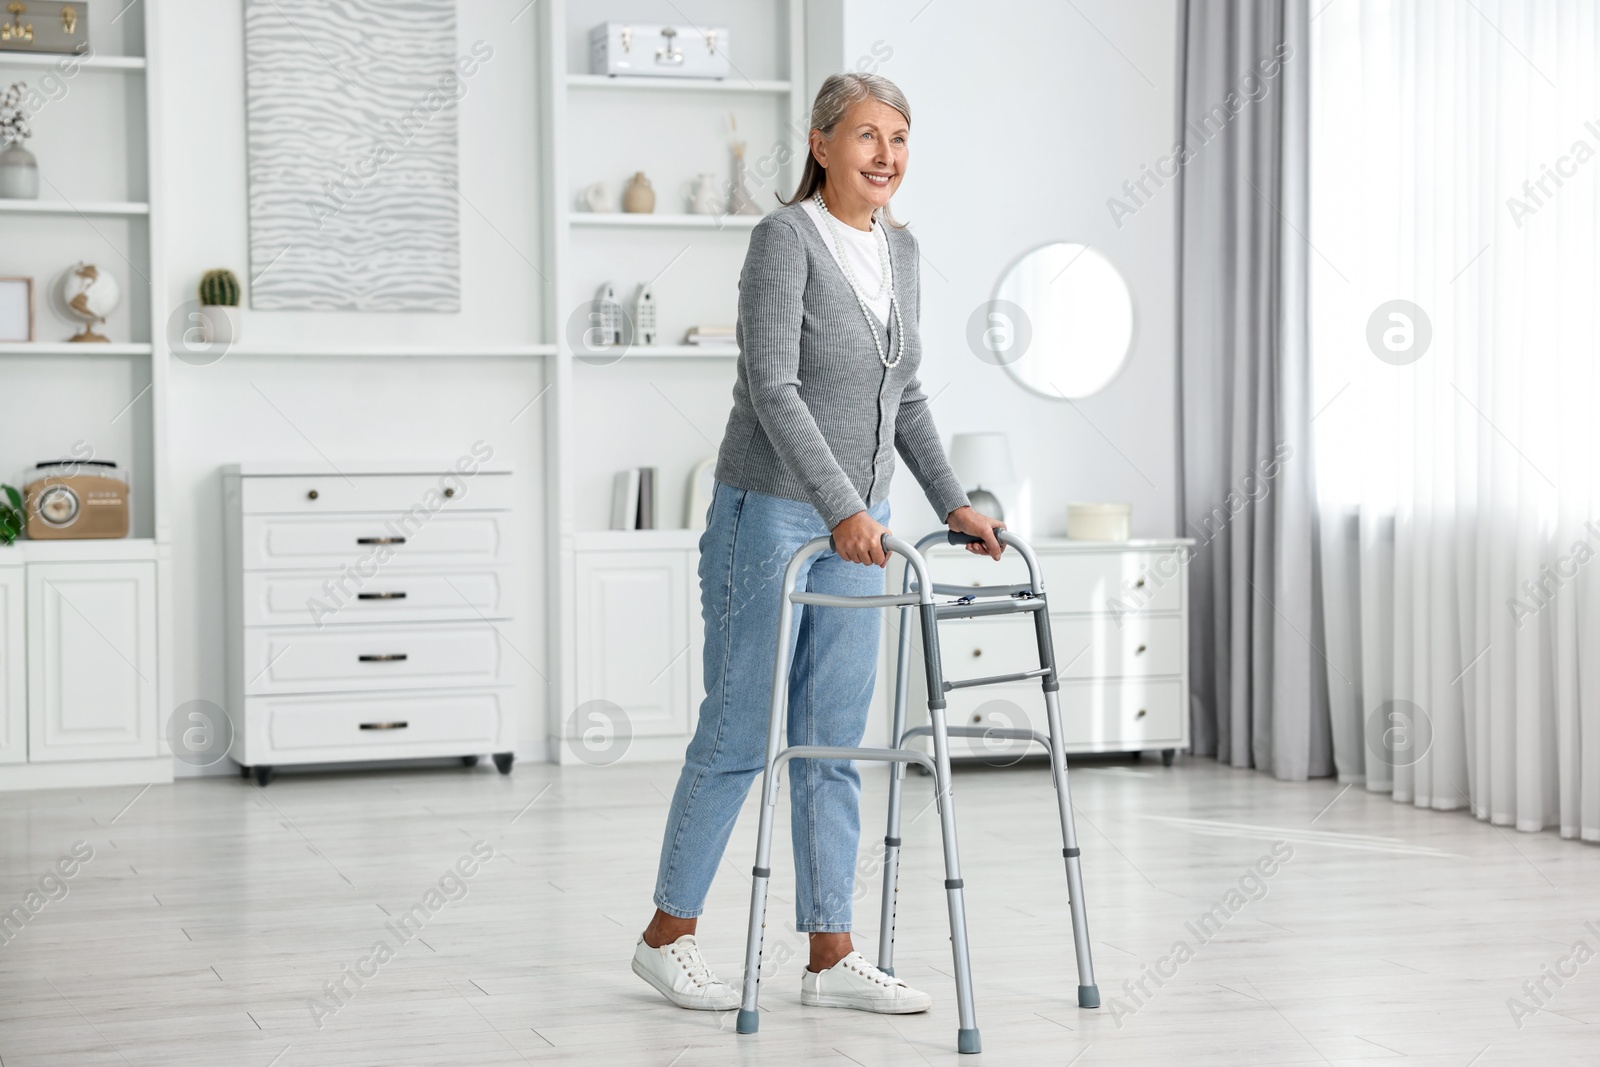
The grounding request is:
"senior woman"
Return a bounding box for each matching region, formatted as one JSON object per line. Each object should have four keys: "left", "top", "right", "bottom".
{"left": 632, "top": 72, "right": 1004, "bottom": 1016}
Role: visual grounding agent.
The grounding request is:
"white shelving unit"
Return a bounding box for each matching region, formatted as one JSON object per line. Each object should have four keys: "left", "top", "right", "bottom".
{"left": 537, "top": 1, "right": 813, "bottom": 762}
{"left": 566, "top": 74, "right": 791, "bottom": 94}
{"left": 569, "top": 211, "right": 762, "bottom": 229}
{"left": 0, "top": 199, "right": 148, "bottom": 215}
{"left": 0, "top": 342, "right": 153, "bottom": 356}
{"left": 0, "top": 52, "right": 145, "bottom": 71}
{"left": 0, "top": 8, "right": 173, "bottom": 791}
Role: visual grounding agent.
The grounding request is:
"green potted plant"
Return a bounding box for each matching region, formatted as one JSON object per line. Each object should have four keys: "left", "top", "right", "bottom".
{"left": 0, "top": 484, "right": 23, "bottom": 544}
{"left": 0, "top": 82, "right": 38, "bottom": 200}
{"left": 198, "top": 268, "right": 242, "bottom": 344}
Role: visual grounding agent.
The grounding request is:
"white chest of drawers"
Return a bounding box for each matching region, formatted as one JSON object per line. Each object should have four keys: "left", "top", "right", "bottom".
{"left": 223, "top": 461, "right": 518, "bottom": 785}
{"left": 894, "top": 538, "right": 1193, "bottom": 766}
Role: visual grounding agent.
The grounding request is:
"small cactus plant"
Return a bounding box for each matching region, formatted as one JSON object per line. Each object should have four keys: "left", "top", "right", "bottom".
{"left": 198, "top": 268, "right": 240, "bottom": 307}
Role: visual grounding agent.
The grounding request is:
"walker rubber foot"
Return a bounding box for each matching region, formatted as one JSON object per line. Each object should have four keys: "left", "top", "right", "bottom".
{"left": 736, "top": 1009, "right": 760, "bottom": 1034}
{"left": 1079, "top": 983, "right": 1101, "bottom": 1008}
{"left": 958, "top": 1028, "right": 982, "bottom": 1054}
{"left": 880, "top": 966, "right": 895, "bottom": 977}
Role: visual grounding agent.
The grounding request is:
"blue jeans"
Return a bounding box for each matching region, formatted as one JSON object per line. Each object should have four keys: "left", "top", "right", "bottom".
{"left": 653, "top": 481, "right": 889, "bottom": 932}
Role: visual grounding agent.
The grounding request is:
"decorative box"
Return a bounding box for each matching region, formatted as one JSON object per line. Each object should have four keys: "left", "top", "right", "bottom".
{"left": 588, "top": 22, "right": 730, "bottom": 79}
{"left": 0, "top": 2, "right": 90, "bottom": 56}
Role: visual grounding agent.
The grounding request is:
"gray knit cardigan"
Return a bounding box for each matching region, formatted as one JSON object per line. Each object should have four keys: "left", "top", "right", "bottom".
{"left": 714, "top": 200, "right": 970, "bottom": 529}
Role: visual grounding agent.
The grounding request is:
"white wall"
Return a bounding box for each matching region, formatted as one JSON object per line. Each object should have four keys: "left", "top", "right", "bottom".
{"left": 843, "top": 0, "right": 1183, "bottom": 539}
{"left": 157, "top": 1, "right": 550, "bottom": 772}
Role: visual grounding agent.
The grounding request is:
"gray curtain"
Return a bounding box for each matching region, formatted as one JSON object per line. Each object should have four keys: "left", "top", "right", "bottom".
{"left": 1177, "top": 0, "right": 1331, "bottom": 778}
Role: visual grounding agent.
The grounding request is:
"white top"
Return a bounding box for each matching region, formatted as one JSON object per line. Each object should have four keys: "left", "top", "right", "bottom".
{"left": 801, "top": 197, "right": 893, "bottom": 327}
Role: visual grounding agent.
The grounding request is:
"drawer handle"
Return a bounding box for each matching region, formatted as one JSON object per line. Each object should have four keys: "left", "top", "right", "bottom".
{"left": 357, "top": 592, "right": 408, "bottom": 600}
{"left": 358, "top": 653, "right": 409, "bottom": 662}
{"left": 357, "top": 536, "right": 406, "bottom": 545}
{"left": 1135, "top": 644, "right": 1147, "bottom": 655}
{"left": 307, "top": 489, "right": 319, "bottom": 500}
{"left": 1136, "top": 708, "right": 1147, "bottom": 718}
{"left": 360, "top": 721, "right": 409, "bottom": 730}
{"left": 444, "top": 487, "right": 455, "bottom": 498}
{"left": 1135, "top": 578, "right": 1146, "bottom": 588}
{"left": 972, "top": 648, "right": 983, "bottom": 658}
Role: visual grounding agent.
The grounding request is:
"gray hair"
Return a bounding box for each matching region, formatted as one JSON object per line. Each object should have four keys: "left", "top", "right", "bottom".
{"left": 781, "top": 72, "right": 911, "bottom": 229}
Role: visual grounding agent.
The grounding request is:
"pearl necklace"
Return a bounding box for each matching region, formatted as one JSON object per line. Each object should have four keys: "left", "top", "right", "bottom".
{"left": 812, "top": 192, "right": 904, "bottom": 369}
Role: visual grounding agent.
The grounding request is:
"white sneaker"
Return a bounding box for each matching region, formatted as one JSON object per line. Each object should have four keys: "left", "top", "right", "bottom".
{"left": 632, "top": 934, "right": 741, "bottom": 1011}
{"left": 800, "top": 951, "right": 933, "bottom": 1014}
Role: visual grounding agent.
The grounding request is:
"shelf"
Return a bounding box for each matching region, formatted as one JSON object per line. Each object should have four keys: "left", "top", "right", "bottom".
{"left": 0, "top": 342, "right": 152, "bottom": 356}
{"left": 217, "top": 344, "right": 557, "bottom": 359}
{"left": 576, "top": 344, "right": 737, "bottom": 359}
{"left": 571, "top": 211, "right": 763, "bottom": 230}
{"left": 0, "top": 52, "right": 146, "bottom": 70}
{"left": 0, "top": 200, "right": 149, "bottom": 216}
{"left": 0, "top": 538, "right": 161, "bottom": 563}
{"left": 567, "top": 74, "right": 790, "bottom": 94}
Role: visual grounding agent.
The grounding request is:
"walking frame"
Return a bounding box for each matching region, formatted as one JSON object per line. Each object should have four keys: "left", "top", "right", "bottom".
{"left": 736, "top": 528, "right": 1099, "bottom": 1056}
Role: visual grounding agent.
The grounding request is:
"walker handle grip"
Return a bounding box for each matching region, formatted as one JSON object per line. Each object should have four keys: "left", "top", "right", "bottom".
{"left": 829, "top": 532, "right": 893, "bottom": 554}
{"left": 947, "top": 531, "right": 986, "bottom": 546}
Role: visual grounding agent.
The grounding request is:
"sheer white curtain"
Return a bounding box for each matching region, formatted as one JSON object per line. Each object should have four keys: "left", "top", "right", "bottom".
{"left": 1310, "top": 1, "right": 1600, "bottom": 840}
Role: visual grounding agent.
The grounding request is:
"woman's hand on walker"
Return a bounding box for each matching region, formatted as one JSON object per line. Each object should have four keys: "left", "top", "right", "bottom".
{"left": 832, "top": 510, "right": 892, "bottom": 567}
{"left": 947, "top": 505, "right": 1005, "bottom": 560}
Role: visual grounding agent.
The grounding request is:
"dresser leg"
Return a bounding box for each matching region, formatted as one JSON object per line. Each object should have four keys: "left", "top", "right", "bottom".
{"left": 493, "top": 752, "right": 514, "bottom": 775}
{"left": 253, "top": 765, "right": 275, "bottom": 787}
{"left": 461, "top": 755, "right": 480, "bottom": 767}
{"left": 1161, "top": 748, "right": 1175, "bottom": 767}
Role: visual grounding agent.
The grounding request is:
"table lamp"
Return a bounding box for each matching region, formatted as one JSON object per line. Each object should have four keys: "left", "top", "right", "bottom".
{"left": 949, "top": 432, "right": 1015, "bottom": 520}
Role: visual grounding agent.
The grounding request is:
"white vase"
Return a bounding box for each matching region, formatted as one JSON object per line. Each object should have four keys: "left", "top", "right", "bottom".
{"left": 198, "top": 305, "right": 242, "bottom": 344}
{"left": 0, "top": 143, "right": 39, "bottom": 199}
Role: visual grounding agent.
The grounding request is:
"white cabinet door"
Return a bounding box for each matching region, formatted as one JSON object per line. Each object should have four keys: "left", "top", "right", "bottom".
{"left": 27, "top": 562, "right": 159, "bottom": 761}
{"left": 0, "top": 566, "right": 23, "bottom": 764}
{"left": 574, "top": 550, "right": 691, "bottom": 739}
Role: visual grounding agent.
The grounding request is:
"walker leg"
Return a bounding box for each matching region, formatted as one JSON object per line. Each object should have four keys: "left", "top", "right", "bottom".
{"left": 877, "top": 601, "right": 915, "bottom": 977}
{"left": 737, "top": 777, "right": 781, "bottom": 1034}
{"left": 919, "top": 602, "right": 981, "bottom": 1054}
{"left": 931, "top": 706, "right": 981, "bottom": 1054}
{"left": 1043, "top": 687, "right": 1099, "bottom": 1008}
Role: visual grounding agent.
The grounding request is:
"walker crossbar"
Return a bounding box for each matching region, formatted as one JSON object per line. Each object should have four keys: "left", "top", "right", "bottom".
{"left": 764, "top": 745, "right": 938, "bottom": 804}
{"left": 737, "top": 533, "right": 983, "bottom": 1055}
{"left": 901, "top": 723, "right": 1052, "bottom": 748}
{"left": 944, "top": 667, "right": 1052, "bottom": 691}
{"left": 935, "top": 598, "right": 1048, "bottom": 620}
{"left": 875, "top": 528, "right": 1101, "bottom": 1012}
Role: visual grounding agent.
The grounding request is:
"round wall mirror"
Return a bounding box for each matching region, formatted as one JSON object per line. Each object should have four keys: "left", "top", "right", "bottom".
{"left": 990, "top": 242, "right": 1135, "bottom": 399}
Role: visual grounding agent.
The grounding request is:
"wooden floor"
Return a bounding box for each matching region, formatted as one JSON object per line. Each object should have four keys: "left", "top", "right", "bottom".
{"left": 2, "top": 754, "right": 1598, "bottom": 1066}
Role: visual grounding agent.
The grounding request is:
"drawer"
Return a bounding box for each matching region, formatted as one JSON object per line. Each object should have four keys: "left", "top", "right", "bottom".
{"left": 238, "top": 472, "right": 516, "bottom": 514}
{"left": 1051, "top": 614, "right": 1184, "bottom": 679}
{"left": 928, "top": 679, "right": 1185, "bottom": 756}
{"left": 934, "top": 613, "right": 1184, "bottom": 684}
{"left": 242, "top": 622, "right": 510, "bottom": 694}
{"left": 918, "top": 547, "right": 1185, "bottom": 614}
{"left": 935, "top": 617, "right": 1040, "bottom": 681}
{"left": 241, "top": 567, "right": 512, "bottom": 626}
{"left": 240, "top": 512, "right": 513, "bottom": 569}
{"left": 241, "top": 689, "right": 508, "bottom": 762}
{"left": 1046, "top": 553, "right": 1183, "bottom": 614}
{"left": 1057, "top": 678, "right": 1185, "bottom": 746}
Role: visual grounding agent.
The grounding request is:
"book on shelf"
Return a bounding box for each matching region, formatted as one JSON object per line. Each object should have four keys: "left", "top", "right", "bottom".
{"left": 610, "top": 466, "right": 658, "bottom": 530}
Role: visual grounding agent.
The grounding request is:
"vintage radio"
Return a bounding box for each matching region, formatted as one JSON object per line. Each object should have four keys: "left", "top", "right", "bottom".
{"left": 24, "top": 459, "right": 128, "bottom": 539}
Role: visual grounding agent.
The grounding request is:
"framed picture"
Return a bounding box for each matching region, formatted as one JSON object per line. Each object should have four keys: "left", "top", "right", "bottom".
{"left": 0, "top": 277, "right": 33, "bottom": 342}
